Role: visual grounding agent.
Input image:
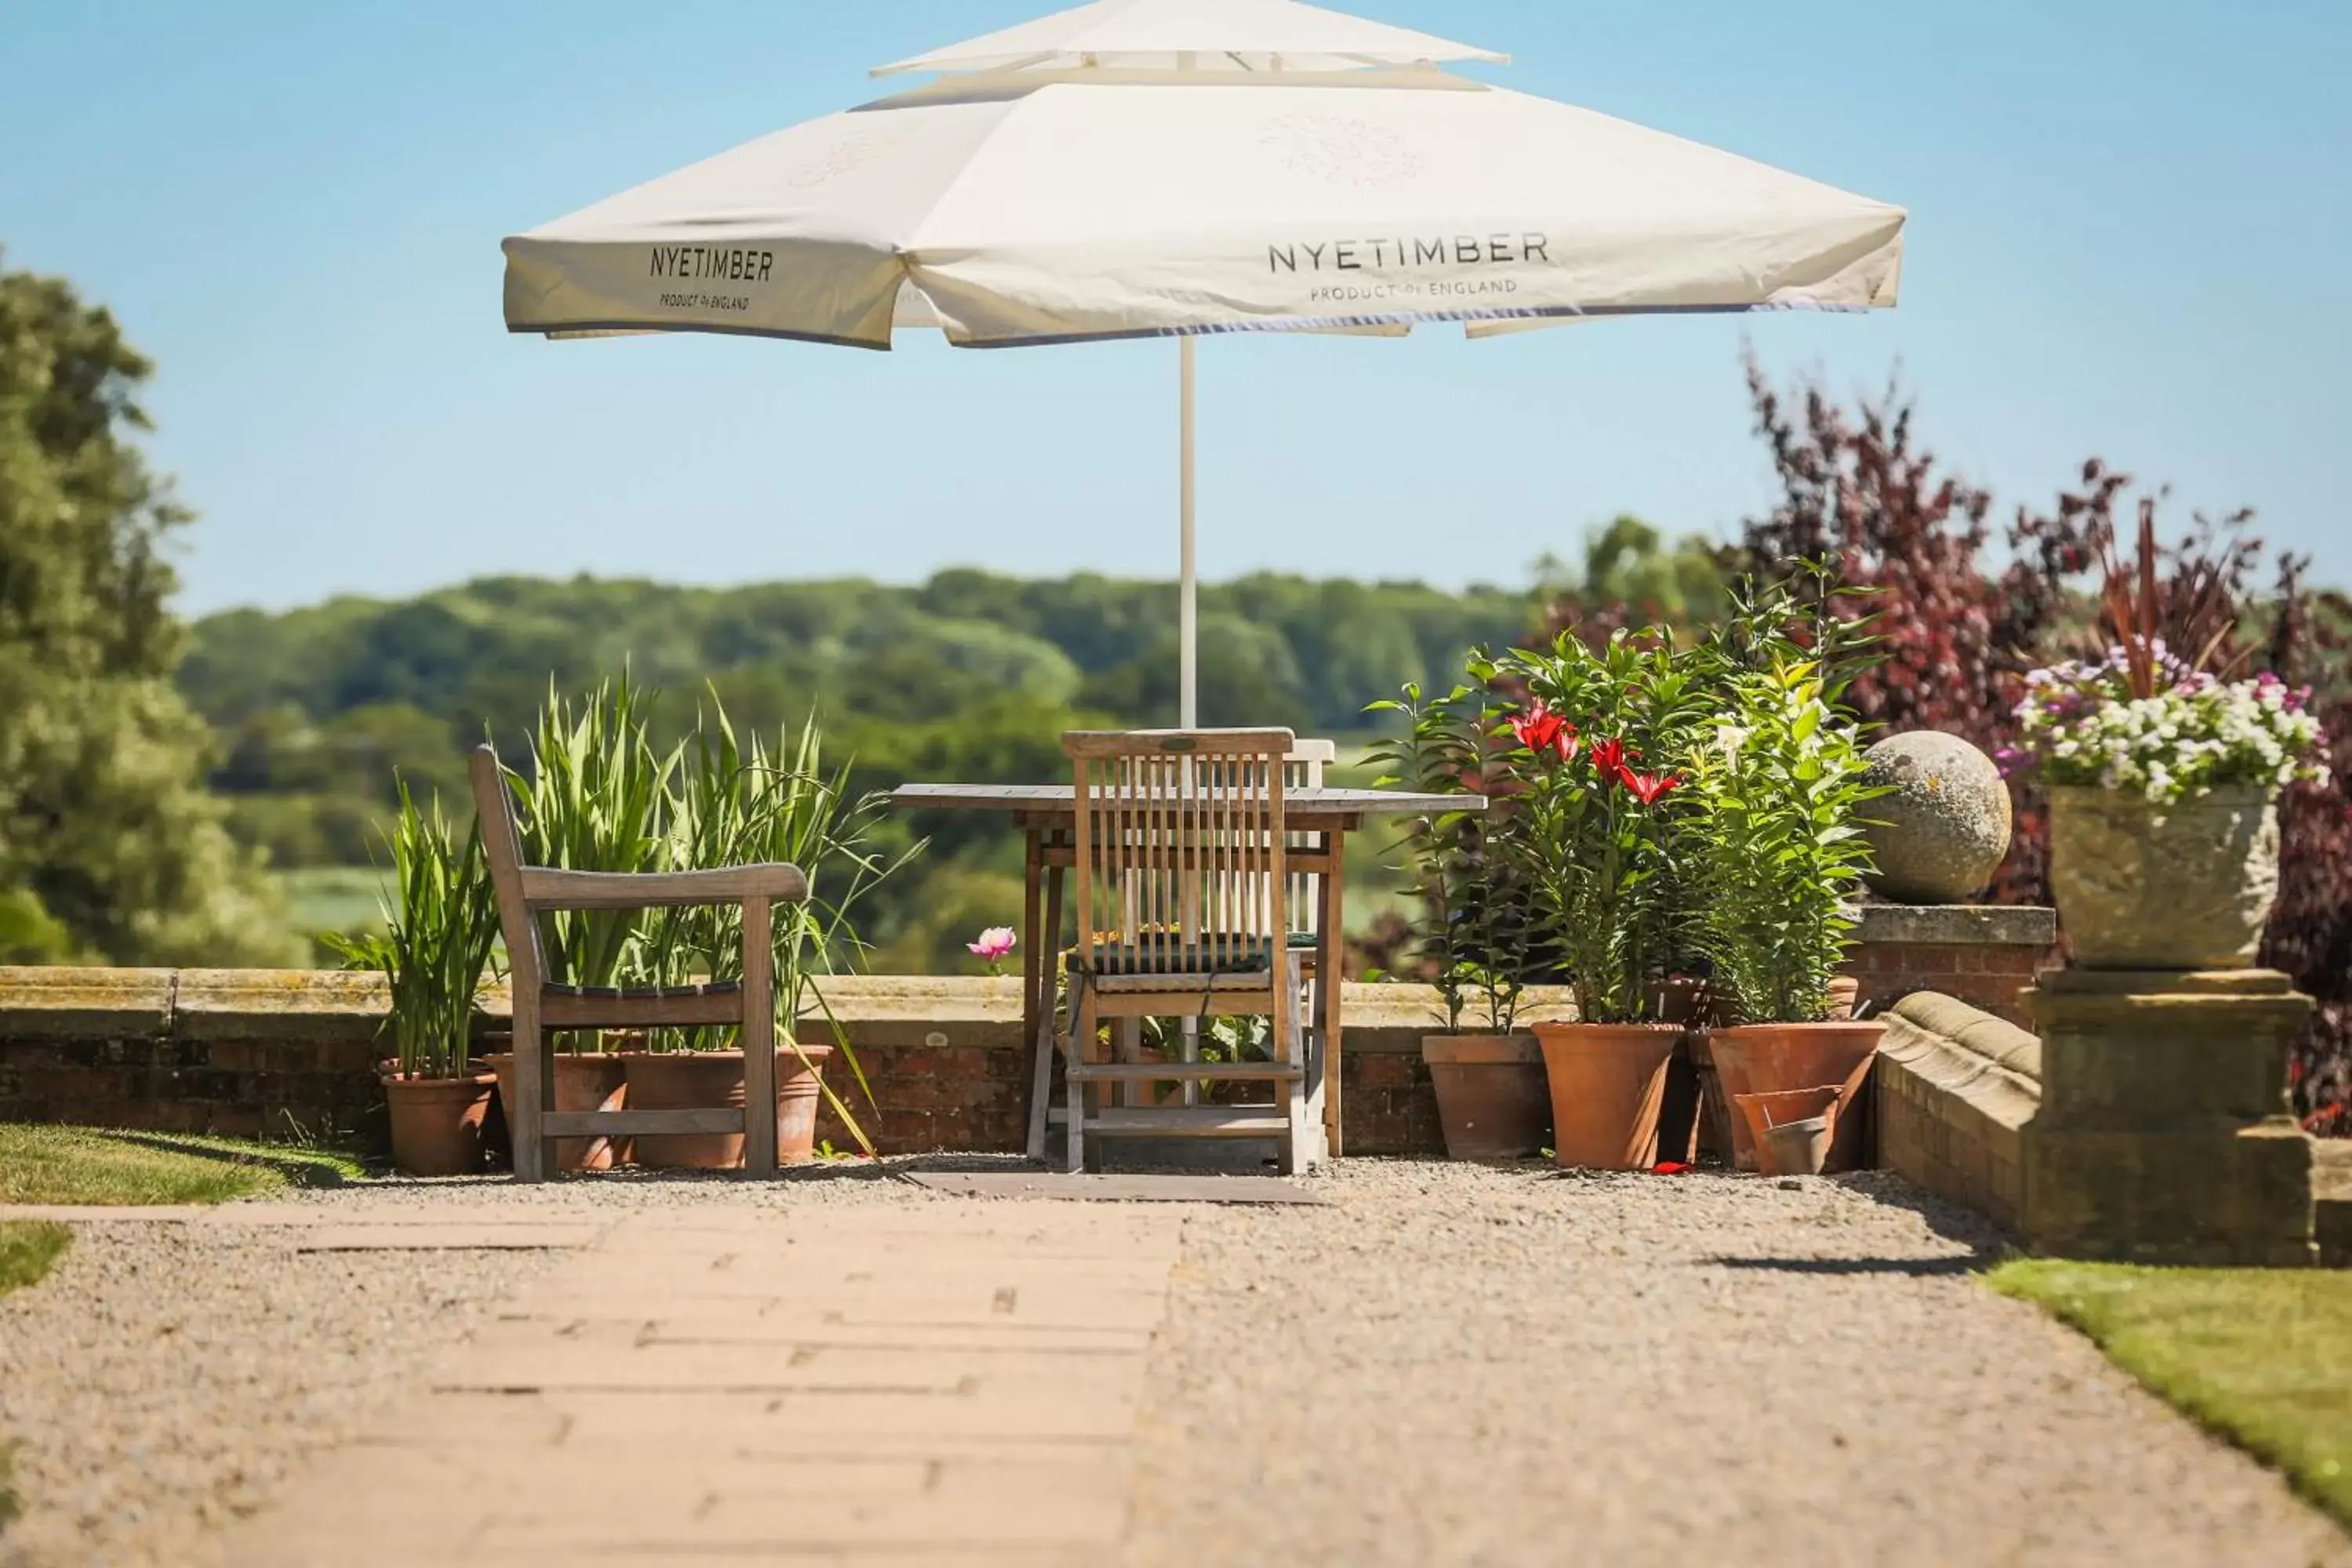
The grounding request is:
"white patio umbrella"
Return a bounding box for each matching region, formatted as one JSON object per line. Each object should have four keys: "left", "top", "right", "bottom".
{"left": 503, "top": 0, "right": 1905, "bottom": 723}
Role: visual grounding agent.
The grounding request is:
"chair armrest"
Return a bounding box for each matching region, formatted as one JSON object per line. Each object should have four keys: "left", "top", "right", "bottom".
{"left": 519, "top": 864, "right": 808, "bottom": 911}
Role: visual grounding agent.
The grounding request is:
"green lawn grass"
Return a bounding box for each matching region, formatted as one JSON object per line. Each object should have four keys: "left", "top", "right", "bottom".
{"left": 1989, "top": 1259, "right": 2352, "bottom": 1527}
{"left": 0, "top": 1125, "right": 369, "bottom": 1207}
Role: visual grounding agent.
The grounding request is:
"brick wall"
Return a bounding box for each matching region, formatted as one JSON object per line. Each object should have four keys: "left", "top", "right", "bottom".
{"left": 0, "top": 915, "right": 2054, "bottom": 1165}
{"left": 1845, "top": 905, "right": 2057, "bottom": 1029}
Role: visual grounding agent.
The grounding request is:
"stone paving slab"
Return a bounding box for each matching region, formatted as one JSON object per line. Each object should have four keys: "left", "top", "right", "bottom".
{"left": 220, "top": 1202, "right": 1182, "bottom": 1566}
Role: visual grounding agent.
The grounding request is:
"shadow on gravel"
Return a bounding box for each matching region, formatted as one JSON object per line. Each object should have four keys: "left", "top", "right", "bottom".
{"left": 1704, "top": 1254, "right": 1991, "bottom": 1278}
{"left": 78, "top": 1130, "right": 361, "bottom": 1189}
{"left": 372, "top": 1152, "right": 1047, "bottom": 1189}
{"left": 1832, "top": 1170, "right": 2016, "bottom": 1255}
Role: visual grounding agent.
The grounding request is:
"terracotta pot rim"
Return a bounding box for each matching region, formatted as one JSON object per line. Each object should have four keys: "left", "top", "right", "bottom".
{"left": 613, "top": 1045, "right": 836, "bottom": 1062}
{"left": 1712, "top": 1020, "right": 1887, "bottom": 1039}
{"left": 1421, "top": 1033, "right": 1542, "bottom": 1065}
{"left": 378, "top": 1064, "right": 495, "bottom": 1087}
{"left": 1530, "top": 1022, "right": 1685, "bottom": 1040}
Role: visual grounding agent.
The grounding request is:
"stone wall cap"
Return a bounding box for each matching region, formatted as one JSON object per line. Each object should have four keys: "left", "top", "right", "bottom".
{"left": 0, "top": 966, "right": 174, "bottom": 1038}
{"left": 1856, "top": 903, "right": 2057, "bottom": 948}
{"left": 2034, "top": 967, "right": 2301, "bottom": 999}
{"left": 173, "top": 968, "right": 390, "bottom": 1042}
{"left": 1888, "top": 991, "right": 2043, "bottom": 1082}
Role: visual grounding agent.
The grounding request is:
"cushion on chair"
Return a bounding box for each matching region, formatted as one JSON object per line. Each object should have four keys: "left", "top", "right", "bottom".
{"left": 1071, "top": 936, "right": 1275, "bottom": 977}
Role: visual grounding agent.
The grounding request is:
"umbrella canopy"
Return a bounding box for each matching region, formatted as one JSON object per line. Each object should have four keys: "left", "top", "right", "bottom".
{"left": 870, "top": 0, "right": 1510, "bottom": 77}
{"left": 503, "top": 0, "right": 1904, "bottom": 720}
{"left": 503, "top": 67, "right": 1903, "bottom": 349}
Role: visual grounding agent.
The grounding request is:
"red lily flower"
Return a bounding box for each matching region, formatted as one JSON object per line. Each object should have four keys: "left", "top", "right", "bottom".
{"left": 1619, "top": 769, "right": 1684, "bottom": 806}
{"left": 1552, "top": 722, "right": 1581, "bottom": 764}
{"left": 1588, "top": 737, "right": 1628, "bottom": 782}
{"left": 1509, "top": 701, "right": 1566, "bottom": 757}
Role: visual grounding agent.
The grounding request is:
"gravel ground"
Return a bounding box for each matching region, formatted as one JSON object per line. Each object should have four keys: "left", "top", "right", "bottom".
{"left": 1123, "top": 1161, "right": 2352, "bottom": 1568}
{"left": 5, "top": 1160, "right": 2346, "bottom": 1568}
{"left": 0, "top": 1222, "right": 550, "bottom": 1568}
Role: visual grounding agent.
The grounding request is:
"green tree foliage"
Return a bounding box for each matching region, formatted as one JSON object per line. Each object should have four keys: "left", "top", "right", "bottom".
{"left": 179, "top": 569, "right": 1535, "bottom": 971}
{"left": 0, "top": 250, "right": 295, "bottom": 965}
{"left": 1533, "top": 514, "right": 1729, "bottom": 638}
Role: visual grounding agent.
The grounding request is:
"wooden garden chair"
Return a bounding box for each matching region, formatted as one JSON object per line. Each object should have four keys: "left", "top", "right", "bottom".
{"left": 469, "top": 745, "right": 808, "bottom": 1183}
{"left": 1053, "top": 728, "right": 1319, "bottom": 1174}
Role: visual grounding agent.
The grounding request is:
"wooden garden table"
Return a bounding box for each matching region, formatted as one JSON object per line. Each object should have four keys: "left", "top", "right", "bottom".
{"left": 888, "top": 782, "right": 1482, "bottom": 1157}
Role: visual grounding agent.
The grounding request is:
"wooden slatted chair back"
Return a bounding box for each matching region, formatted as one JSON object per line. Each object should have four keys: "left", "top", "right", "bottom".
{"left": 1283, "top": 739, "right": 1336, "bottom": 951}
{"left": 1065, "top": 729, "right": 1295, "bottom": 980}
{"left": 469, "top": 746, "right": 546, "bottom": 994}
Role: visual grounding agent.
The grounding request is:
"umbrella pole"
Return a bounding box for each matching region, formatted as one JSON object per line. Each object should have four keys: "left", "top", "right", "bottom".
{"left": 1178, "top": 335, "right": 1198, "bottom": 729}
{"left": 1178, "top": 335, "right": 1201, "bottom": 1094}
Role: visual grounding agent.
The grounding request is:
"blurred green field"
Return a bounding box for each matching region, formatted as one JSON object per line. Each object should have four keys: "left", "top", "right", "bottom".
{"left": 278, "top": 865, "right": 390, "bottom": 946}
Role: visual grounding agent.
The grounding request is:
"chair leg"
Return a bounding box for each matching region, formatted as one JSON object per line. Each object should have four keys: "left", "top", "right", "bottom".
{"left": 740, "top": 898, "right": 779, "bottom": 1178}
{"left": 512, "top": 990, "right": 546, "bottom": 1184}
{"left": 1027, "top": 960, "right": 1061, "bottom": 1162}
{"left": 1066, "top": 977, "right": 1095, "bottom": 1175}
{"left": 1278, "top": 954, "right": 1312, "bottom": 1176}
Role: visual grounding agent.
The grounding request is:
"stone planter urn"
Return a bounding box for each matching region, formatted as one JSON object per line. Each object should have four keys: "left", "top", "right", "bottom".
{"left": 2049, "top": 785, "right": 2281, "bottom": 968}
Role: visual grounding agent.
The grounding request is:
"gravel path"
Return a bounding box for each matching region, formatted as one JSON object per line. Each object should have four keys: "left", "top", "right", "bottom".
{"left": 4, "top": 1160, "right": 2345, "bottom": 1567}
{"left": 0, "top": 1222, "right": 550, "bottom": 1568}
{"left": 1123, "top": 1161, "right": 2352, "bottom": 1568}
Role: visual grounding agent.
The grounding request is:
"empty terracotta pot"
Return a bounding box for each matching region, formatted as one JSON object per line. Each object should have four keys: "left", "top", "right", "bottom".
{"left": 485, "top": 1052, "right": 630, "bottom": 1171}
{"left": 1733, "top": 1086, "right": 1844, "bottom": 1176}
{"left": 382, "top": 1069, "right": 497, "bottom": 1178}
{"left": 1764, "top": 1116, "right": 1834, "bottom": 1178}
{"left": 1422, "top": 1034, "right": 1551, "bottom": 1160}
{"left": 1531, "top": 1023, "right": 1682, "bottom": 1171}
{"left": 1709, "top": 1022, "right": 1885, "bottom": 1174}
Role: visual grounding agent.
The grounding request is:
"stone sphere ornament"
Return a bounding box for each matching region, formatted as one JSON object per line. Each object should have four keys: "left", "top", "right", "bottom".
{"left": 1858, "top": 732, "right": 2013, "bottom": 904}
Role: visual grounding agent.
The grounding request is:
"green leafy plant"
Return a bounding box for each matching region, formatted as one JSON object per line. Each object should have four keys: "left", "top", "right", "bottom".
{"left": 327, "top": 781, "right": 499, "bottom": 1080}
{"left": 1686, "top": 583, "right": 1886, "bottom": 1024}
{"left": 1364, "top": 679, "right": 1540, "bottom": 1033}
{"left": 633, "top": 700, "right": 924, "bottom": 1156}
{"left": 1492, "top": 630, "right": 1720, "bottom": 1024}
{"left": 510, "top": 671, "right": 678, "bottom": 996}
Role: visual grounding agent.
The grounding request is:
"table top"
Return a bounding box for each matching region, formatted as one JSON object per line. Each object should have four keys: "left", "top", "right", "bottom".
{"left": 889, "top": 782, "right": 1484, "bottom": 821}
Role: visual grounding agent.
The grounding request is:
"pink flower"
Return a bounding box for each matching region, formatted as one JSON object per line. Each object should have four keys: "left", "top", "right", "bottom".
{"left": 968, "top": 927, "right": 1017, "bottom": 964}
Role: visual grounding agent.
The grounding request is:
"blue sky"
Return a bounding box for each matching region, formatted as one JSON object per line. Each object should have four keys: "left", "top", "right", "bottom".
{"left": 4, "top": 0, "right": 2347, "bottom": 614}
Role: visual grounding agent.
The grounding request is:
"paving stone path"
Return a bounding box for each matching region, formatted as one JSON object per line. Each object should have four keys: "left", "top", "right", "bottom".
{"left": 219, "top": 1200, "right": 1178, "bottom": 1566}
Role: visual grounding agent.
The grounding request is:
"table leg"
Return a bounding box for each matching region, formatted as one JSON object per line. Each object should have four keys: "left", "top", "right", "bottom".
{"left": 1319, "top": 829, "right": 1347, "bottom": 1160}
{"left": 1021, "top": 830, "right": 1044, "bottom": 1056}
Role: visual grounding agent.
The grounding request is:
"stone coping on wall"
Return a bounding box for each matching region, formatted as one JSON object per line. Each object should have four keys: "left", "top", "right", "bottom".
{"left": 1874, "top": 993, "right": 2047, "bottom": 1232}
{"left": 1854, "top": 903, "right": 2058, "bottom": 949}
{"left": 0, "top": 967, "right": 1581, "bottom": 1048}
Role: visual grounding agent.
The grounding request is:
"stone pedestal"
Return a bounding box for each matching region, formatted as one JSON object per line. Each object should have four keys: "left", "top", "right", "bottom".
{"left": 2022, "top": 968, "right": 2318, "bottom": 1267}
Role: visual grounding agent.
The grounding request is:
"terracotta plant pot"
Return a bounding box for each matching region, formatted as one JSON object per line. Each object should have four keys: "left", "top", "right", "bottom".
{"left": 1708, "top": 1022, "right": 1885, "bottom": 1174}
{"left": 1707, "top": 975, "right": 1860, "bottom": 1029}
{"left": 485, "top": 1053, "right": 630, "bottom": 1172}
{"left": 775, "top": 1044, "right": 834, "bottom": 1164}
{"left": 2049, "top": 784, "right": 2281, "bottom": 968}
{"left": 1733, "top": 1086, "right": 1844, "bottom": 1176}
{"left": 621, "top": 1047, "right": 836, "bottom": 1171}
{"left": 1421, "top": 1034, "right": 1551, "bottom": 1160}
{"left": 1531, "top": 1023, "right": 1682, "bottom": 1172}
{"left": 1647, "top": 978, "right": 1711, "bottom": 1165}
{"left": 382, "top": 1069, "right": 497, "bottom": 1177}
